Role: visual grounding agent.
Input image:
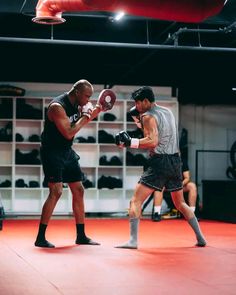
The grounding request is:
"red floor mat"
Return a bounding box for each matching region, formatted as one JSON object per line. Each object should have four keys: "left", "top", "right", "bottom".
{"left": 0, "top": 218, "right": 236, "bottom": 295}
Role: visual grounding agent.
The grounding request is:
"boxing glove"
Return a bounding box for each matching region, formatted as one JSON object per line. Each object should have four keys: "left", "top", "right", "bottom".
{"left": 81, "top": 101, "right": 93, "bottom": 118}
{"left": 115, "top": 131, "right": 139, "bottom": 148}
{"left": 96, "top": 89, "right": 116, "bottom": 111}
{"left": 129, "top": 106, "right": 142, "bottom": 129}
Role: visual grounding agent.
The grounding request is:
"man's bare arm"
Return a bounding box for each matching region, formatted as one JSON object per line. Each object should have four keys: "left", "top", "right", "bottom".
{"left": 138, "top": 115, "right": 158, "bottom": 148}
{"left": 48, "top": 103, "right": 95, "bottom": 140}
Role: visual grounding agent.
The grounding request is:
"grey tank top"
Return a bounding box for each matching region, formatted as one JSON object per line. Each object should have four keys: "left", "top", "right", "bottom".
{"left": 141, "top": 104, "right": 179, "bottom": 155}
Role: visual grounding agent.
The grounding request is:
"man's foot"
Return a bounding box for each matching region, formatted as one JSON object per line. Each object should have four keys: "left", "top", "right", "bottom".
{"left": 195, "top": 239, "right": 207, "bottom": 247}
{"left": 152, "top": 212, "right": 161, "bottom": 222}
{"left": 34, "top": 239, "right": 55, "bottom": 248}
{"left": 115, "top": 241, "right": 137, "bottom": 249}
{"left": 75, "top": 236, "right": 100, "bottom": 245}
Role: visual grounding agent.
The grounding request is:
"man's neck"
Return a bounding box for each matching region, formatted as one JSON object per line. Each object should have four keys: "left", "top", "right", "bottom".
{"left": 67, "top": 91, "right": 76, "bottom": 107}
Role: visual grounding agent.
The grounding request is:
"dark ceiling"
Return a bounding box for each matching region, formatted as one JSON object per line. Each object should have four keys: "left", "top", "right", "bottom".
{"left": 0, "top": 0, "right": 236, "bottom": 104}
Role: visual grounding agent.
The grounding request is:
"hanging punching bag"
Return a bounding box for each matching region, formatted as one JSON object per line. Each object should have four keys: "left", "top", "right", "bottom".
{"left": 32, "top": 0, "right": 226, "bottom": 25}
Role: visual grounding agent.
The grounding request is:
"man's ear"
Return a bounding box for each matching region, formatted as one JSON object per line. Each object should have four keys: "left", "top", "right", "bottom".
{"left": 144, "top": 98, "right": 150, "bottom": 106}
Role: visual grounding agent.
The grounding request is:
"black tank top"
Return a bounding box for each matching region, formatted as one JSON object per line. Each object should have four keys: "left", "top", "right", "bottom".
{"left": 41, "top": 93, "right": 80, "bottom": 150}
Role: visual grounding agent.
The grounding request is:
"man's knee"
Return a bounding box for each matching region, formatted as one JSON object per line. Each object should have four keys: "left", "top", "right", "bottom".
{"left": 76, "top": 185, "right": 84, "bottom": 195}
{"left": 71, "top": 183, "right": 84, "bottom": 199}
{"left": 49, "top": 183, "right": 63, "bottom": 201}
{"left": 185, "top": 182, "right": 197, "bottom": 192}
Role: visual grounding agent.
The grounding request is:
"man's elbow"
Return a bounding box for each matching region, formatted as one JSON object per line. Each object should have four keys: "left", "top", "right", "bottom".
{"left": 150, "top": 139, "right": 158, "bottom": 148}
{"left": 63, "top": 131, "right": 74, "bottom": 141}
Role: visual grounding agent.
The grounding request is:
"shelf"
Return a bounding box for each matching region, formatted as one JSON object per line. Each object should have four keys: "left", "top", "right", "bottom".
{"left": 14, "top": 190, "right": 41, "bottom": 213}
{"left": 0, "top": 143, "right": 12, "bottom": 165}
{"left": 73, "top": 144, "right": 98, "bottom": 167}
{"left": 15, "top": 142, "right": 41, "bottom": 145}
{"left": 0, "top": 94, "right": 178, "bottom": 214}
{"left": 124, "top": 167, "right": 143, "bottom": 190}
{"left": 15, "top": 120, "right": 41, "bottom": 143}
{"left": 98, "top": 189, "right": 125, "bottom": 212}
{"left": 42, "top": 190, "right": 69, "bottom": 213}
{"left": 83, "top": 190, "right": 98, "bottom": 212}
{"left": 0, "top": 189, "right": 12, "bottom": 211}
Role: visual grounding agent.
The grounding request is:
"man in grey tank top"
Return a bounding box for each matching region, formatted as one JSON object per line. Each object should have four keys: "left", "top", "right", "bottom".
{"left": 115, "top": 86, "right": 206, "bottom": 249}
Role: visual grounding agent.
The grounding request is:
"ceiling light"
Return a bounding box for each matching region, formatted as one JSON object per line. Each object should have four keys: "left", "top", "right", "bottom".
{"left": 114, "top": 11, "right": 125, "bottom": 21}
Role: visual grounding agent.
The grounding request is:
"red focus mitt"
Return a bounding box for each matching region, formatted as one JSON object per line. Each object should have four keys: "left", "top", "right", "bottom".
{"left": 96, "top": 89, "right": 116, "bottom": 111}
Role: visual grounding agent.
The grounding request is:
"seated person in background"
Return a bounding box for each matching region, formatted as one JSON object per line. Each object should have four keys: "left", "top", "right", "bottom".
{"left": 152, "top": 157, "right": 198, "bottom": 221}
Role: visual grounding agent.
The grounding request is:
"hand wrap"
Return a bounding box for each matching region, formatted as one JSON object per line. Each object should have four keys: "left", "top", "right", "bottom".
{"left": 81, "top": 101, "right": 93, "bottom": 118}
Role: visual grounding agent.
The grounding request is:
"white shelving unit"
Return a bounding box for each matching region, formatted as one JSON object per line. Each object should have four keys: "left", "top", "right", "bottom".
{"left": 0, "top": 93, "right": 178, "bottom": 215}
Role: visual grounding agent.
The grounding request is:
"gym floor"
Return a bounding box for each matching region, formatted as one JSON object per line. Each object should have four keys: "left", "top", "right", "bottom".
{"left": 0, "top": 218, "right": 236, "bottom": 295}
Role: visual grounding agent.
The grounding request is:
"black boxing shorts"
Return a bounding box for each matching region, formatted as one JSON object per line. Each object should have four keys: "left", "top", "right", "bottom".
{"left": 139, "top": 153, "right": 183, "bottom": 192}
{"left": 40, "top": 147, "right": 85, "bottom": 186}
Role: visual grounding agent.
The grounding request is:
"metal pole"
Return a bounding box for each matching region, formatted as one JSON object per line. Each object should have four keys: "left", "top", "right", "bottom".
{"left": 195, "top": 150, "right": 199, "bottom": 187}
{"left": 1, "top": 37, "right": 236, "bottom": 52}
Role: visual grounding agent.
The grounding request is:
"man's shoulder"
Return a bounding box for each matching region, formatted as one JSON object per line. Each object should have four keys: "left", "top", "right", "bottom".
{"left": 52, "top": 93, "right": 67, "bottom": 103}
{"left": 49, "top": 93, "right": 67, "bottom": 108}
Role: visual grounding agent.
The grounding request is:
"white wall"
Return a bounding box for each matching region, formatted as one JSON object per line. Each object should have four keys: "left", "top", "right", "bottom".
{"left": 179, "top": 104, "right": 236, "bottom": 200}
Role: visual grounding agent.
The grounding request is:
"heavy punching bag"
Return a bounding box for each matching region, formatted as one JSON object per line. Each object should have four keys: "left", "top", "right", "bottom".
{"left": 32, "top": 0, "right": 226, "bottom": 25}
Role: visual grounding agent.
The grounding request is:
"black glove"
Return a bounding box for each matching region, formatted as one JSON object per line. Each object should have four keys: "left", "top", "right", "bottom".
{"left": 129, "top": 106, "right": 141, "bottom": 128}
{"left": 115, "top": 133, "right": 121, "bottom": 146}
{"left": 115, "top": 131, "right": 139, "bottom": 148}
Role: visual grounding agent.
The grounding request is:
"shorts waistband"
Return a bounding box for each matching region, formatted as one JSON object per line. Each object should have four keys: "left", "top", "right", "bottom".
{"left": 41, "top": 145, "right": 72, "bottom": 152}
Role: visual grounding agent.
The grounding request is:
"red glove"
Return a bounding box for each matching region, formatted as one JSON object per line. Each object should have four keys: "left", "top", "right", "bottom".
{"left": 96, "top": 89, "right": 116, "bottom": 111}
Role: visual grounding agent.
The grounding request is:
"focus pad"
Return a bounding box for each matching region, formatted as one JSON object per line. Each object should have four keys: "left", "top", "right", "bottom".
{"left": 98, "top": 89, "right": 116, "bottom": 111}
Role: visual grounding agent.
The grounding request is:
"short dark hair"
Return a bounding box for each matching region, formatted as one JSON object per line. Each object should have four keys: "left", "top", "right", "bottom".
{"left": 73, "top": 79, "right": 93, "bottom": 91}
{"left": 131, "top": 86, "right": 155, "bottom": 102}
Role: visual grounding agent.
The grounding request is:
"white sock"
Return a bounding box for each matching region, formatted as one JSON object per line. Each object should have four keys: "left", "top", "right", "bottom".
{"left": 115, "top": 218, "right": 139, "bottom": 249}
{"left": 154, "top": 206, "right": 161, "bottom": 214}
{"left": 188, "top": 216, "right": 206, "bottom": 247}
{"left": 190, "top": 206, "right": 196, "bottom": 212}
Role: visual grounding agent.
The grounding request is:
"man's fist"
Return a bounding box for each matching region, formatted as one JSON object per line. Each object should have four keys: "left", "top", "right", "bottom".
{"left": 115, "top": 131, "right": 131, "bottom": 147}
{"left": 129, "top": 106, "right": 142, "bottom": 129}
{"left": 115, "top": 131, "right": 139, "bottom": 148}
{"left": 81, "top": 101, "right": 93, "bottom": 119}
{"left": 96, "top": 89, "right": 116, "bottom": 111}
